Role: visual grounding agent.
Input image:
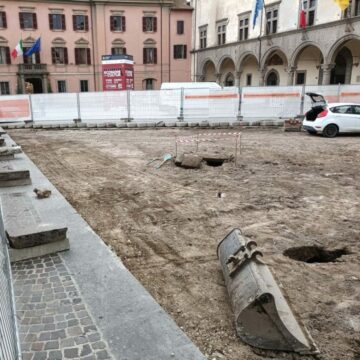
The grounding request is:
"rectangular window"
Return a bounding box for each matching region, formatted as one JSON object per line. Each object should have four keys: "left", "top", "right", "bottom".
{"left": 19, "top": 12, "right": 37, "bottom": 30}
{"left": 246, "top": 74, "right": 252, "bottom": 86}
{"left": 144, "top": 79, "right": 154, "bottom": 90}
{"left": 296, "top": 71, "right": 306, "bottom": 85}
{"left": 0, "top": 12, "right": 7, "bottom": 29}
{"left": 199, "top": 27, "right": 207, "bottom": 49}
{"left": 344, "top": 0, "right": 360, "bottom": 17}
{"left": 173, "top": 45, "right": 187, "bottom": 59}
{"left": 57, "top": 80, "right": 66, "bottom": 93}
{"left": 73, "top": 15, "right": 89, "bottom": 31}
{"left": 239, "top": 16, "right": 249, "bottom": 41}
{"left": 111, "top": 47, "right": 126, "bottom": 55}
{"left": 0, "top": 82, "right": 10, "bottom": 95}
{"left": 142, "top": 17, "right": 157, "bottom": 32}
{"left": 217, "top": 23, "right": 226, "bottom": 45}
{"left": 302, "top": 0, "right": 316, "bottom": 26}
{"left": 23, "top": 47, "right": 41, "bottom": 64}
{"left": 266, "top": 8, "right": 278, "bottom": 34}
{"left": 75, "top": 48, "right": 91, "bottom": 65}
{"left": 143, "top": 47, "right": 157, "bottom": 64}
{"left": 51, "top": 47, "right": 68, "bottom": 64}
{"left": 177, "top": 20, "right": 184, "bottom": 34}
{"left": 49, "top": 14, "right": 66, "bottom": 30}
{"left": 80, "top": 80, "right": 89, "bottom": 92}
{"left": 110, "top": 16, "right": 126, "bottom": 32}
{"left": 0, "top": 47, "right": 10, "bottom": 65}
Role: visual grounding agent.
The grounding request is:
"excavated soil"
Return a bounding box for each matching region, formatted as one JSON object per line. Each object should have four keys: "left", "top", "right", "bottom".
{"left": 9, "top": 128, "right": 360, "bottom": 360}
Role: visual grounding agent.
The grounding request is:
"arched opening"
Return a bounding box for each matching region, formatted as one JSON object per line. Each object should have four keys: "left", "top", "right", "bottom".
{"left": 239, "top": 54, "right": 259, "bottom": 87}
{"left": 262, "top": 49, "right": 288, "bottom": 86}
{"left": 202, "top": 60, "right": 216, "bottom": 82}
{"left": 224, "top": 72, "right": 235, "bottom": 86}
{"left": 331, "top": 47, "right": 352, "bottom": 84}
{"left": 292, "top": 45, "right": 324, "bottom": 85}
{"left": 219, "top": 57, "right": 235, "bottom": 86}
{"left": 266, "top": 70, "right": 279, "bottom": 86}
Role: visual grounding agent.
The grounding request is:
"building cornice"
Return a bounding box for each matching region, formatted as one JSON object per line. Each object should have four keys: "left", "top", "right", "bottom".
{"left": 192, "top": 17, "right": 360, "bottom": 54}
{"left": 5, "top": 0, "right": 175, "bottom": 6}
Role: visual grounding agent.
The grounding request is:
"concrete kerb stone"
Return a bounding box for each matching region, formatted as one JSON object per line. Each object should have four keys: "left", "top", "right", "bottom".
{"left": 199, "top": 121, "right": 209, "bottom": 127}
{"left": 137, "top": 123, "right": 147, "bottom": 128}
{"left": 86, "top": 123, "right": 97, "bottom": 128}
{"left": 77, "top": 122, "right": 87, "bottom": 128}
{"left": 155, "top": 121, "right": 165, "bottom": 127}
{"left": 96, "top": 123, "right": 106, "bottom": 129}
{"left": 146, "top": 122, "right": 156, "bottom": 128}
{"left": 165, "top": 122, "right": 176, "bottom": 127}
{"left": 188, "top": 122, "right": 199, "bottom": 127}
{"left": 116, "top": 123, "right": 127, "bottom": 128}
{"left": 127, "top": 122, "right": 138, "bottom": 128}
{"left": 15, "top": 123, "right": 25, "bottom": 129}
{"left": 176, "top": 122, "right": 188, "bottom": 127}
{"left": 105, "top": 122, "right": 116, "bottom": 128}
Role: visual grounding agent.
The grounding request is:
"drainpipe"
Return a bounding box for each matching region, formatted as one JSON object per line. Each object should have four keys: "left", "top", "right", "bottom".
{"left": 169, "top": 5, "right": 171, "bottom": 82}
{"left": 90, "top": 0, "right": 97, "bottom": 91}
{"left": 193, "top": 0, "right": 197, "bottom": 82}
{"left": 160, "top": 2, "right": 163, "bottom": 85}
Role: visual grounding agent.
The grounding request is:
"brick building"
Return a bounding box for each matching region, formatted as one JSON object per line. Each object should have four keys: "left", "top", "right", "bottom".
{"left": 0, "top": 0, "right": 192, "bottom": 94}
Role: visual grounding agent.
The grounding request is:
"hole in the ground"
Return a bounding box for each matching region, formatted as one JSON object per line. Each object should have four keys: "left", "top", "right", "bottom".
{"left": 283, "top": 246, "right": 350, "bottom": 263}
{"left": 206, "top": 159, "right": 224, "bottom": 167}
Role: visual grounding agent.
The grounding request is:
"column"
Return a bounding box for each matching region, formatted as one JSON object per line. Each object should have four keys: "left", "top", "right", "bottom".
{"left": 321, "top": 64, "right": 335, "bottom": 85}
{"left": 259, "top": 69, "right": 266, "bottom": 86}
{"left": 235, "top": 71, "right": 242, "bottom": 87}
{"left": 216, "top": 73, "right": 222, "bottom": 84}
{"left": 287, "top": 67, "right": 296, "bottom": 86}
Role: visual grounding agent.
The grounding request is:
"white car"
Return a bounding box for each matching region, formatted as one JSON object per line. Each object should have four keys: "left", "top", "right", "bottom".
{"left": 302, "top": 92, "right": 360, "bottom": 137}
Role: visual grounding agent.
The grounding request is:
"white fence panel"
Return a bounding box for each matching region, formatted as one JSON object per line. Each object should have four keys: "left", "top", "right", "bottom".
{"left": 184, "top": 88, "right": 210, "bottom": 120}
{"left": 79, "top": 91, "right": 128, "bottom": 122}
{"left": 130, "top": 90, "right": 181, "bottom": 121}
{"left": 339, "top": 84, "right": 360, "bottom": 103}
{"left": 31, "top": 93, "right": 77, "bottom": 122}
{"left": 0, "top": 95, "right": 31, "bottom": 123}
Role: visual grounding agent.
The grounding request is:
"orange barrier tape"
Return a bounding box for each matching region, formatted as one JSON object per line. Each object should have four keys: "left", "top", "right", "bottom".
{"left": 340, "top": 92, "right": 360, "bottom": 97}
{"left": 185, "top": 94, "right": 238, "bottom": 100}
{"left": 0, "top": 99, "right": 30, "bottom": 119}
{"left": 243, "top": 93, "right": 300, "bottom": 98}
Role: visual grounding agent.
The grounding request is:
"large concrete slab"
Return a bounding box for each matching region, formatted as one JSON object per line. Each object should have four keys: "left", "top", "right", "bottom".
{"left": 0, "top": 170, "right": 31, "bottom": 187}
{"left": 2, "top": 192, "right": 67, "bottom": 249}
{"left": 1, "top": 133, "right": 206, "bottom": 360}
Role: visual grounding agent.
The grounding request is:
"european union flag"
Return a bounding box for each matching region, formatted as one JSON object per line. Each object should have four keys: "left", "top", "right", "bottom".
{"left": 24, "top": 37, "right": 41, "bottom": 57}
{"left": 252, "top": 0, "right": 264, "bottom": 29}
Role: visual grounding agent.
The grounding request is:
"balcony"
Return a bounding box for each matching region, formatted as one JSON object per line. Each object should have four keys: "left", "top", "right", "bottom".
{"left": 18, "top": 64, "right": 48, "bottom": 74}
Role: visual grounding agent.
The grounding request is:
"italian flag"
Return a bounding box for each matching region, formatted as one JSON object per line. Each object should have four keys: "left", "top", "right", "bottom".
{"left": 11, "top": 39, "right": 23, "bottom": 59}
{"left": 299, "top": 0, "right": 306, "bottom": 28}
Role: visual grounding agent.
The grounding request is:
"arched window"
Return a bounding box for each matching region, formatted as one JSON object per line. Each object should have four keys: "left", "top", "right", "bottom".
{"left": 266, "top": 71, "right": 279, "bottom": 86}
{"left": 224, "top": 73, "right": 234, "bottom": 86}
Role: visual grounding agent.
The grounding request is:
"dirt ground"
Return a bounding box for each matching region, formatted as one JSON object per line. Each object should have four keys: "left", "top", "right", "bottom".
{"left": 9, "top": 128, "right": 360, "bottom": 360}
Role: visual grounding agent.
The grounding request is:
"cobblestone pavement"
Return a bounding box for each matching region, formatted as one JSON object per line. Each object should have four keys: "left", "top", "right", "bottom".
{"left": 12, "top": 254, "right": 114, "bottom": 360}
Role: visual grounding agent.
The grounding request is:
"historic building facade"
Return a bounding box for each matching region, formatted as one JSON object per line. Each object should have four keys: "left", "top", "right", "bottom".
{"left": 0, "top": 0, "right": 192, "bottom": 94}
{"left": 191, "top": 0, "right": 360, "bottom": 87}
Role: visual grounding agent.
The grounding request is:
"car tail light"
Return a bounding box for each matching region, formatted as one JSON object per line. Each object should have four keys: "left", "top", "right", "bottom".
{"left": 317, "top": 109, "right": 328, "bottom": 118}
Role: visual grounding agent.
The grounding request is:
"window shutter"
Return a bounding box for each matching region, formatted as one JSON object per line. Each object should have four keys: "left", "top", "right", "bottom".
{"left": 173, "top": 45, "right": 176, "bottom": 59}
{"left": 62, "top": 14, "right": 66, "bottom": 30}
{"left": 87, "top": 48, "right": 91, "bottom": 64}
{"left": 64, "top": 47, "right": 68, "bottom": 64}
{"left": 49, "top": 14, "right": 54, "bottom": 30}
{"left": 143, "top": 48, "right": 146, "bottom": 63}
{"left": 2, "top": 12, "right": 7, "bottom": 28}
{"left": 184, "top": 45, "right": 187, "bottom": 59}
{"left": 19, "top": 13, "right": 24, "bottom": 29}
{"left": 73, "top": 15, "right": 76, "bottom": 30}
{"left": 35, "top": 52, "right": 40, "bottom": 64}
{"left": 153, "top": 17, "right": 157, "bottom": 32}
{"left": 110, "top": 16, "right": 114, "bottom": 31}
{"left": 33, "top": 13, "right": 37, "bottom": 29}
{"left": 142, "top": 17, "right": 146, "bottom": 32}
{"left": 75, "top": 48, "right": 79, "bottom": 65}
{"left": 51, "top": 47, "right": 56, "bottom": 63}
{"left": 5, "top": 47, "right": 10, "bottom": 64}
{"left": 154, "top": 48, "right": 157, "bottom": 64}
{"left": 85, "top": 16, "right": 89, "bottom": 31}
{"left": 122, "top": 16, "right": 126, "bottom": 31}
{"left": 23, "top": 48, "right": 27, "bottom": 63}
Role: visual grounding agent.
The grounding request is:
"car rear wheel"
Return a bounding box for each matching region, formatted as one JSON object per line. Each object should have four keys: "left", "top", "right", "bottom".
{"left": 323, "top": 124, "right": 338, "bottom": 138}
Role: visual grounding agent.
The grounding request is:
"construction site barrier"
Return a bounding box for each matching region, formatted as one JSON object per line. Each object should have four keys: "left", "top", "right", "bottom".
{"left": 1, "top": 84, "right": 360, "bottom": 123}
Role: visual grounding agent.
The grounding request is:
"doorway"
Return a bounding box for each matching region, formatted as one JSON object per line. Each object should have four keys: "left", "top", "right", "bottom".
{"left": 25, "top": 78, "right": 43, "bottom": 93}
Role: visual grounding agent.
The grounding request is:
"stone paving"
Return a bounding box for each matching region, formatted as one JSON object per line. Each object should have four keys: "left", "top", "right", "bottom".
{"left": 11, "top": 254, "right": 114, "bottom": 360}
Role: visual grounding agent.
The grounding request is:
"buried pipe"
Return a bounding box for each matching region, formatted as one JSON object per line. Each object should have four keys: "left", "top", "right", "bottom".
{"left": 217, "top": 228, "right": 319, "bottom": 354}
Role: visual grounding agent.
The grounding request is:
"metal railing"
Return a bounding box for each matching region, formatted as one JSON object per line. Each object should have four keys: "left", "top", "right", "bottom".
{"left": 0, "top": 203, "right": 22, "bottom": 360}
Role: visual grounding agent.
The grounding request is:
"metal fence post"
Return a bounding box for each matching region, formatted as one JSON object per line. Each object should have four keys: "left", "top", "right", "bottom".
{"left": 29, "top": 94, "right": 34, "bottom": 122}
{"left": 299, "top": 84, "right": 305, "bottom": 116}
{"left": 177, "top": 88, "right": 184, "bottom": 121}
{"left": 73, "top": 93, "right": 82, "bottom": 124}
{"left": 337, "top": 83, "right": 341, "bottom": 102}
{"left": 237, "top": 86, "right": 243, "bottom": 121}
{"left": 127, "top": 89, "right": 133, "bottom": 122}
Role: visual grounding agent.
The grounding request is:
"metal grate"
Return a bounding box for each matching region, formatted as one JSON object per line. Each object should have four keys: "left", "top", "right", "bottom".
{"left": 0, "top": 203, "right": 22, "bottom": 360}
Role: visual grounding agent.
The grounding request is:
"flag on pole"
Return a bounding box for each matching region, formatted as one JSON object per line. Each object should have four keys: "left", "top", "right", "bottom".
{"left": 334, "top": 0, "right": 350, "bottom": 10}
{"left": 24, "top": 37, "right": 41, "bottom": 57}
{"left": 252, "top": 0, "right": 264, "bottom": 29}
{"left": 11, "top": 39, "right": 23, "bottom": 59}
{"left": 300, "top": 0, "right": 306, "bottom": 28}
